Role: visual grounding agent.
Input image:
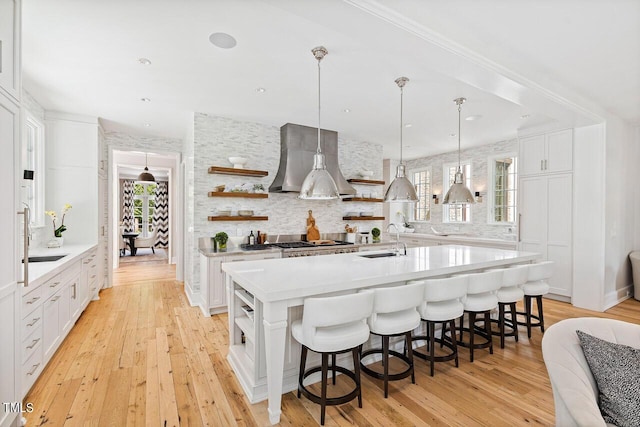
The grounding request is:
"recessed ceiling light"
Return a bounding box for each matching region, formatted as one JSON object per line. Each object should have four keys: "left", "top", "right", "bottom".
{"left": 343, "top": 108, "right": 351, "bottom": 113}
{"left": 256, "top": 87, "right": 266, "bottom": 93}
{"left": 138, "top": 58, "right": 151, "bottom": 65}
{"left": 450, "top": 133, "right": 457, "bottom": 137}
{"left": 140, "top": 97, "right": 151, "bottom": 102}
{"left": 520, "top": 114, "right": 531, "bottom": 119}
{"left": 209, "top": 32, "right": 237, "bottom": 49}
{"left": 144, "top": 123, "right": 151, "bottom": 127}
{"left": 465, "top": 115, "right": 482, "bottom": 121}
{"left": 404, "top": 123, "right": 412, "bottom": 128}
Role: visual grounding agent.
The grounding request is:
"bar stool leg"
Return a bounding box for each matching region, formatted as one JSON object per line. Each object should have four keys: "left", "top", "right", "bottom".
{"left": 298, "top": 346, "right": 308, "bottom": 398}
{"left": 405, "top": 332, "right": 415, "bottom": 384}
{"left": 428, "top": 321, "right": 436, "bottom": 376}
{"left": 536, "top": 295, "right": 545, "bottom": 332}
{"left": 321, "top": 353, "right": 328, "bottom": 425}
{"left": 499, "top": 303, "right": 506, "bottom": 349}
{"left": 469, "top": 312, "right": 476, "bottom": 362}
{"left": 484, "top": 311, "right": 493, "bottom": 355}
{"left": 332, "top": 353, "right": 337, "bottom": 385}
{"left": 352, "top": 347, "right": 363, "bottom": 408}
{"left": 383, "top": 335, "right": 390, "bottom": 398}
{"left": 509, "top": 302, "right": 519, "bottom": 343}
{"left": 449, "top": 319, "right": 459, "bottom": 368}
{"left": 525, "top": 296, "right": 533, "bottom": 338}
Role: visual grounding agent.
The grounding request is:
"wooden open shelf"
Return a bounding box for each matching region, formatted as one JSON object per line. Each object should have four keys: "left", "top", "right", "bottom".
{"left": 208, "top": 166, "right": 268, "bottom": 177}
{"left": 347, "top": 179, "right": 385, "bottom": 185}
{"left": 342, "top": 197, "right": 383, "bottom": 203}
{"left": 208, "top": 191, "right": 268, "bottom": 199}
{"left": 342, "top": 216, "right": 385, "bottom": 221}
{"left": 208, "top": 216, "right": 269, "bottom": 221}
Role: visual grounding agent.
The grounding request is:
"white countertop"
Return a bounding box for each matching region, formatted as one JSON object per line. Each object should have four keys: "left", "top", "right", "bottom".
{"left": 398, "top": 233, "right": 517, "bottom": 246}
{"left": 25, "top": 243, "right": 97, "bottom": 290}
{"left": 222, "top": 244, "right": 539, "bottom": 303}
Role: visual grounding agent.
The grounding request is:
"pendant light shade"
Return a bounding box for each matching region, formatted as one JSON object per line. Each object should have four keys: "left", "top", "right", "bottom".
{"left": 298, "top": 46, "right": 340, "bottom": 200}
{"left": 443, "top": 98, "right": 475, "bottom": 205}
{"left": 138, "top": 153, "right": 156, "bottom": 182}
{"left": 384, "top": 77, "right": 418, "bottom": 202}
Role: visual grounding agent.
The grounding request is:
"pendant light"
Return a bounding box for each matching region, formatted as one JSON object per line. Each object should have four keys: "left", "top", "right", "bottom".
{"left": 383, "top": 77, "right": 418, "bottom": 202}
{"left": 138, "top": 153, "right": 155, "bottom": 182}
{"left": 443, "top": 97, "right": 475, "bottom": 204}
{"left": 298, "top": 46, "right": 340, "bottom": 200}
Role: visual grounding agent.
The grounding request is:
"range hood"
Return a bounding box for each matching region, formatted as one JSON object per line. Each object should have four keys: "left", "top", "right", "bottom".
{"left": 269, "top": 123, "right": 356, "bottom": 195}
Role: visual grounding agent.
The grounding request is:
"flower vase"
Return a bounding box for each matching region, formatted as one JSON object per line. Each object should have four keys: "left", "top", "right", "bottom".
{"left": 48, "top": 236, "right": 64, "bottom": 248}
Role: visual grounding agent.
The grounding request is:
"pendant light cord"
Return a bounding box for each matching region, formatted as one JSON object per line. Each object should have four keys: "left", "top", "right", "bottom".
{"left": 457, "top": 102, "right": 461, "bottom": 172}
{"left": 317, "top": 57, "right": 322, "bottom": 155}
{"left": 400, "top": 85, "right": 404, "bottom": 164}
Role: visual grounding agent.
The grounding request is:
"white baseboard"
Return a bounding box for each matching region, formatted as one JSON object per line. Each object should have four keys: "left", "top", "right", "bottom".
{"left": 184, "top": 281, "right": 200, "bottom": 307}
{"left": 603, "top": 284, "right": 634, "bottom": 310}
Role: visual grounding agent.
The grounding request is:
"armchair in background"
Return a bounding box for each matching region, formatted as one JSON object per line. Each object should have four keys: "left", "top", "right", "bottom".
{"left": 134, "top": 228, "right": 158, "bottom": 254}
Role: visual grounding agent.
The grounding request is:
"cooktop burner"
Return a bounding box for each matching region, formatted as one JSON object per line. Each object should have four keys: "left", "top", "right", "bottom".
{"left": 272, "top": 241, "right": 315, "bottom": 249}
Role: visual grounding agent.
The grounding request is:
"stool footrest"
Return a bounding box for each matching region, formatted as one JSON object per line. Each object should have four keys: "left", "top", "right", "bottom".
{"left": 299, "top": 365, "right": 359, "bottom": 407}
{"left": 360, "top": 349, "right": 413, "bottom": 381}
{"left": 457, "top": 326, "right": 492, "bottom": 349}
{"left": 412, "top": 335, "right": 457, "bottom": 362}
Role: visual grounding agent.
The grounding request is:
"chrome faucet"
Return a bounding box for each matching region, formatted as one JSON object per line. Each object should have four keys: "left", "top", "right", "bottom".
{"left": 386, "top": 223, "right": 407, "bottom": 255}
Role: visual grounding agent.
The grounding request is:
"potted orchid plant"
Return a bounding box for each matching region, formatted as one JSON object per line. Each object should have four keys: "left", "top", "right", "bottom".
{"left": 45, "top": 204, "right": 72, "bottom": 247}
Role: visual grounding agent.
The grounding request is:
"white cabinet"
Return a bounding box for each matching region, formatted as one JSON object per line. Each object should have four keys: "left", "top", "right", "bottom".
{"left": 519, "top": 129, "right": 573, "bottom": 176}
{"left": 199, "top": 251, "right": 281, "bottom": 316}
{"left": 0, "top": 0, "right": 20, "bottom": 101}
{"left": 82, "top": 248, "right": 101, "bottom": 301}
{"left": 519, "top": 173, "right": 573, "bottom": 297}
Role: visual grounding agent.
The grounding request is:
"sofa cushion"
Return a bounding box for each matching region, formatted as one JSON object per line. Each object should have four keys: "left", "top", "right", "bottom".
{"left": 576, "top": 330, "right": 640, "bottom": 426}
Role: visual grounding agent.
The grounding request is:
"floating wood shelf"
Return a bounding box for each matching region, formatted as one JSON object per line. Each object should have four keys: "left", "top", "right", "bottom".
{"left": 347, "top": 179, "right": 385, "bottom": 185}
{"left": 208, "top": 191, "right": 268, "bottom": 199}
{"left": 342, "top": 216, "right": 385, "bottom": 221}
{"left": 342, "top": 197, "right": 383, "bottom": 203}
{"left": 208, "top": 166, "right": 268, "bottom": 177}
{"left": 208, "top": 216, "right": 269, "bottom": 221}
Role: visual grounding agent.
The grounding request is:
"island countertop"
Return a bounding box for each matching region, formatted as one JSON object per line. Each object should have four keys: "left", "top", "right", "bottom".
{"left": 222, "top": 244, "right": 540, "bottom": 304}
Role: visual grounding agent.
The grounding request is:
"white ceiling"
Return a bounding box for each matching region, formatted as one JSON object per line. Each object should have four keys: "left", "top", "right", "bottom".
{"left": 21, "top": 0, "right": 640, "bottom": 160}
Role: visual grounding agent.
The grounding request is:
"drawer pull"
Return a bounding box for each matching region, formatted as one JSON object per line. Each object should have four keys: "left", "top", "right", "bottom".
{"left": 26, "top": 296, "right": 40, "bottom": 304}
{"left": 27, "top": 317, "right": 40, "bottom": 327}
{"left": 83, "top": 260, "right": 91, "bottom": 264}
{"left": 27, "top": 363, "right": 40, "bottom": 376}
{"left": 51, "top": 296, "right": 61, "bottom": 302}
{"left": 27, "top": 338, "right": 40, "bottom": 349}
{"left": 50, "top": 281, "right": 61, "bottom": 288}
{"left": 91, "top": 275, "right": 96, "bottom": 279}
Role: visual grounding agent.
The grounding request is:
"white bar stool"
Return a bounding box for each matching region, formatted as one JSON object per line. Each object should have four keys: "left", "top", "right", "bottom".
{"left": 457, "top": 270, "right": 502, "bottom": 362}
{"left": 292, "top": 291, "right": 375, "bottom": 425}
{"left": 518, "top": 261, "right": 554, "bottom": 338}
{"left": 411, "top": 275, "right": 468, "bottom": 376}
{"left": 484, "top": 265, "right": 528, "bottom": 348}
{"left": 360, "top": 282, "right": 423, "bottom": 398}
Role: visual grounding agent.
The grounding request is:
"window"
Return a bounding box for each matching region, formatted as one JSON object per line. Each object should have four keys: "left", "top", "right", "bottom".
{"left": 411, "top": 168, "right": 431, "bottom": 221}
{"left": 23, "top": 111, "right": 45, "bottom": 226}
{"left": 490, "top": 155, "right": 517, "bottom": 223}
{"left": 133, "top": 182, "right": 156, "bottom": 236}
{"left": 443, "top": 162, "right": 471, "bottom": 223}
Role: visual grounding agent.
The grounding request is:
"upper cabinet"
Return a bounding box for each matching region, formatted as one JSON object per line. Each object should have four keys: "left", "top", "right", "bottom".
{"left": 0, "top": 0, "right": 21, "bottom": 101}
{"left": 519, "top": 129, "right": 573, "bottom": 176}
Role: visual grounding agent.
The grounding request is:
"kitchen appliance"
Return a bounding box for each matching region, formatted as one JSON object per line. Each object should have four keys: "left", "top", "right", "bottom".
{"left": 240, "top": 234, "right": 357, "bottom": 257}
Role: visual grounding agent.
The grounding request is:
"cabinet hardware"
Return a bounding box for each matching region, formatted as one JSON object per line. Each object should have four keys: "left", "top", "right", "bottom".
{"left": 27, "top": 318, "right": 40, "bottom": 327}
{"left": 27, "top": 363, "right": 40, "bottom": 376}
{"left": 27, "top": 338, "right": 40, "bottom": 349}
{"left": 26, "top": 296, "right": 40, "bottom": 304}
{"left": 51, "top": 296, "right": 60, "bottom": 302}
{"left": 540, "top": 160, "right": 543, "bottom": 171}
{"left": 544, "top": 159, "right": 548, "bottom": 170}
{"left": 50, "top": 281, "right": 61, "bottom": 288}
{"left": 91, "top": 275, "right": 96, "bottom": 279}
{"left": 72, "top": 284, "right": 77, "bottom": 299}
{"left": 517, "top": 213, "right": 522, "bottom": 242}
{"left": 17, "top": 207, "right": 29, "bottom": 287}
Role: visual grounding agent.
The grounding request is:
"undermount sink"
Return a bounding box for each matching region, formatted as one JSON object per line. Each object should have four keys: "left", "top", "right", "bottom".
{"left": 359, "top": 252, "right": 399, "bottom": 259}
{"left": 22, "top": 255, "right": 67, "bottom": 263}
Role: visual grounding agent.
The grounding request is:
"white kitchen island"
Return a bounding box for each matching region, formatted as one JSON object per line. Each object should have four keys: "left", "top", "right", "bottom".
{"left": 222, "top": 245, "right": 540, "bottom": 425}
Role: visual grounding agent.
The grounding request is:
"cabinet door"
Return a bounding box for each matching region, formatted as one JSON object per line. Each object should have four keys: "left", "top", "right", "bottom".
{"left": 42, "top": 291, "right": 61, "bottom": 360}
{"left": 518, "top": 176, "right": 548, "bottom": 256}
{"left": 69, "top": 275, "right": 81, "bottom": 322}
{"left": 546, "top": 174, "right": 573, "bottom": 296}
{"left": 519, "top": 135, "right": 546, "bottom": 176}
{"left": 0, "top": 0, "right": 20, "bottom": 100}
{"left": 210, "top": 259, "right": 226, "bottom": 309}
{"left": 546, "top": 129, "right": 573, "bottom": 174}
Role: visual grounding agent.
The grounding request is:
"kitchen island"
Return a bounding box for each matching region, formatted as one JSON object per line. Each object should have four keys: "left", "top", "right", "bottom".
{"left": 222, "top": 244, "right": 540, "bottom": 424}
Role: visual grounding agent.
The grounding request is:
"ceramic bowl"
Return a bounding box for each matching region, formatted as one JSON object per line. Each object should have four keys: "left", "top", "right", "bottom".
{"left": 360, "top": 170, "right": 374, "bottom": 179}
{"left": 228, "top": 157, "right": 248, "bottom": 169}
{"left": 237, "top": 209, "right": 254, "bottom": 217}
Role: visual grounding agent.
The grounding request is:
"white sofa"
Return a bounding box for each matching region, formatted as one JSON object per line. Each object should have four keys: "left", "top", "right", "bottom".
{"left": 542, "top": 317, "right": 640, "bottom": 427}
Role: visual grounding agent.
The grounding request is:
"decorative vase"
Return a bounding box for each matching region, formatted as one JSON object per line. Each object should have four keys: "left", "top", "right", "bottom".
{"left": 48, "top": 236, "right": 64, "bottom": 248}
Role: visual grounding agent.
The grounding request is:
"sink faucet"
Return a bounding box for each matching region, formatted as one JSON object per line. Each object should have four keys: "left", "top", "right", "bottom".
{"left": 386, "top": 223, "right": 407, "bottom": 255}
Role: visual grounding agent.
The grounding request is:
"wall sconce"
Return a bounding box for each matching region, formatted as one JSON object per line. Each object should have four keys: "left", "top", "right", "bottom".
{"left": 475, "top": 191, "right": 483, "bottom": 203}
{"left": 432, "top": 194, "right": 439, "bottom": 204}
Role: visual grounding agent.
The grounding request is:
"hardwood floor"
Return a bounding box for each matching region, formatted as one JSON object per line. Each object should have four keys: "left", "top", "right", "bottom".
{"left": 24, "top": 266, "right": 640, "bottom": 426}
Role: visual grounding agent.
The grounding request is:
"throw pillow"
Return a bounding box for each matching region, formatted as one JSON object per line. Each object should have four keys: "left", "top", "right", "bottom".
{"left": 576, "top": 330, "right": 640, "bottom": 427}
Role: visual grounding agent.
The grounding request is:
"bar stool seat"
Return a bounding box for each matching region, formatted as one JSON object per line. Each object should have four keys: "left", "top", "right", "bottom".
{"left": 458, "top": 270, "right": 502, "bottom": 362}
{"left": 410, "top": 275, "right": 468, "bottom": 376}
{"left": 292, "top": 291, "right": 375, "bottom": 425}
{"left": 517, "top": 261, "right": 554, "bottom": 338}
{"left": 360, "top": 282, "right": 423, "bottom": 398}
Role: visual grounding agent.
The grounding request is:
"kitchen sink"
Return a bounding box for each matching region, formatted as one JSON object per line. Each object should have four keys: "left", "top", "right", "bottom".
{"left": 22, "top": 255, "right": 67, "bottom": 263}
{"left": 358, "top": 252, "right": 399, "bottom": 259}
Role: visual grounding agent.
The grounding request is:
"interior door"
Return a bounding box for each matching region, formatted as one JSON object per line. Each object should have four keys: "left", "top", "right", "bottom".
{"left": 518, "top": 175, "right": 547, "bottom": 256}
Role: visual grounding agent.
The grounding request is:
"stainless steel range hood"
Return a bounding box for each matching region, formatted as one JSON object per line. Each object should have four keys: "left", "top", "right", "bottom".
{"left": 269, "top": 123, "right": 356, "bottom": 195}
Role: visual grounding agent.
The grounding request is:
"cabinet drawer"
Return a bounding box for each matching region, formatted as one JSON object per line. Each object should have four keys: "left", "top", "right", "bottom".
{"left": 21, "top": 305, "right": 43, "bottom": 338}
{"left": 22, "top": 287, "right": 43, "bottom": 314}
{"left": 22, "top": 323, "right": 43, "bottom": 362}
{"left": 22, "top": 343, "right": 43, "bottom": 395}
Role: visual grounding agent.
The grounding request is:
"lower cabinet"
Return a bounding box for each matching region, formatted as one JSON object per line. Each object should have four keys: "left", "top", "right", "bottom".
{"left": 199, "top": 251, "right": 281, "bottom": 316}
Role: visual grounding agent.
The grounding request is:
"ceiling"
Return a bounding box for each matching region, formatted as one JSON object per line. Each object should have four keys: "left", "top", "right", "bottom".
{"left": 21, "top": 0, "right": 640, "bottom": 160}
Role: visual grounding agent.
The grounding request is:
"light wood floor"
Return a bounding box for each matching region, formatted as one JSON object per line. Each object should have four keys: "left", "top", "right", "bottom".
{"left": 24, "top": 264, "right": 640, "bottom": 426}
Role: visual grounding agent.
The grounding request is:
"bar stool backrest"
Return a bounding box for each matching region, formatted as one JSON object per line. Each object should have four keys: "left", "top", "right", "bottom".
{"left": 528, "top": 261, "right": 555, "bottom": 282}
{"left": 369, "top": 282, "right": 425, "bottom": 314}
{"left": 466, "top": 270, "right": 503, "bottom": 295}
{"left": 421, "top": 276, "right": 468, "bottom": 303}
{"left": 301, "top": 290, "right": 374, "bottom": 346}
{"left": 501, "top": 264, "right": 529, "bottom": 287}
